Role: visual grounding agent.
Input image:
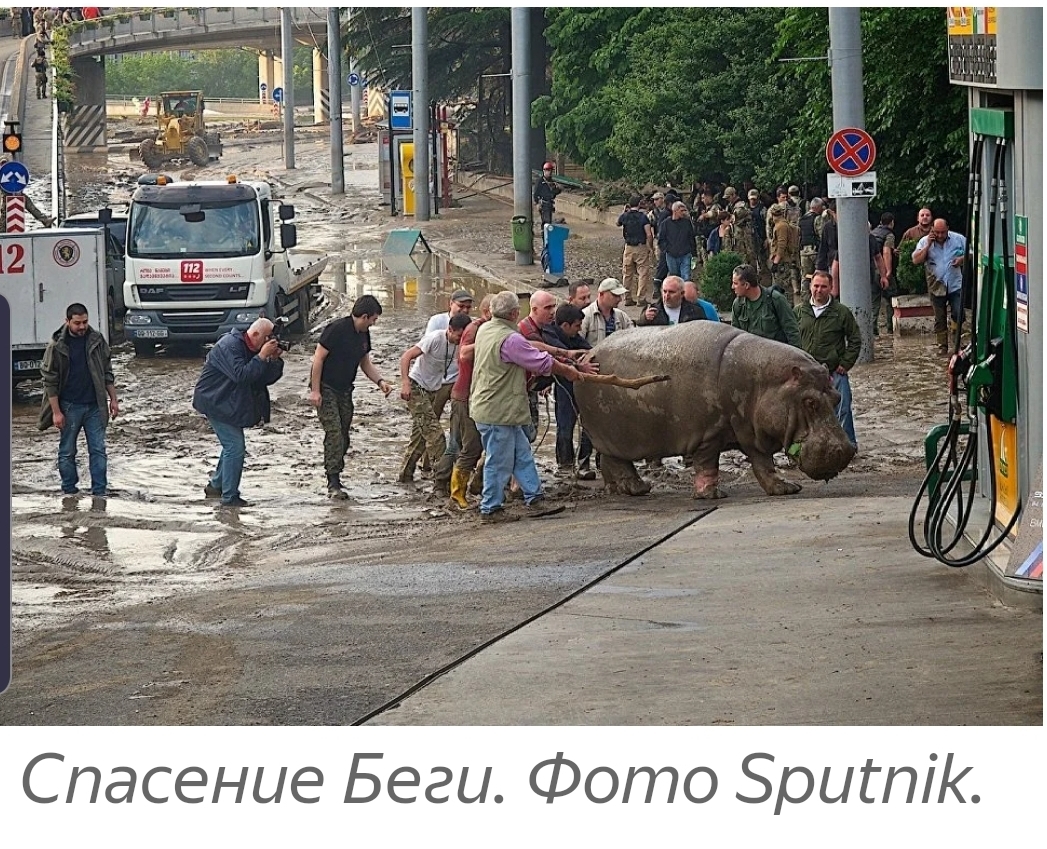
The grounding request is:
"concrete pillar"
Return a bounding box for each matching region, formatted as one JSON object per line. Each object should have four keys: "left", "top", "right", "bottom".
{"left": 258, "top": 51, "right": 276, "bottom": 104}
{"left": 312, "top": 47, "right": 329, "bottom": 125}
{"left": 64, "top": 56, "right": 106, "bottom": 154}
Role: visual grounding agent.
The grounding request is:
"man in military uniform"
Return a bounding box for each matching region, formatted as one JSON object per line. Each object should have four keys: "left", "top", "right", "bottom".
{"left": 32, "top": 50, "right": 48, "bottom": 99}
{"left": 797, "top": 197, "right": 825, "bottom": 300}
{"left": 768, "top": 205, "right": 801, "bottom": 305}
{"left": 694, "top": 188, "right": 721, "bottom": 272}
{"left": 765, "top": 186, "right": 791, "bottom": 244}
{"left": 722, "top": 186, "right": 756, "bottom": 268}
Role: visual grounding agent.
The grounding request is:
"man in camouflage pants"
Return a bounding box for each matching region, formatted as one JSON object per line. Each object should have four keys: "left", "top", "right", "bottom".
{"left": 397, "top": 313, "right": 471, "bottom": 484}
{"left": 309, "top": 295, "right": 393, "bottom": 498}
{"left": 769, "top": 205, "right": 801, "bottom": 305}
{"left": 722, "top": 186, "right": 757, "bottom": 268}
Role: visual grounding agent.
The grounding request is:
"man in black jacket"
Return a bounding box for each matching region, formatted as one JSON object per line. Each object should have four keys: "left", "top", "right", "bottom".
{"left": 38, "top": 303, "right": 119, "bottom": 496}
{"left": 657, "top": 202, "right": 698, "bottom": 282}
{"left": 637, "top": 276, "right": 706, "bottom": 326}
{"left": 193, "top": 318, "right": 285, "bottom": 507}
{"left": 533, "top": 162, "right": 561, "bottom": 227}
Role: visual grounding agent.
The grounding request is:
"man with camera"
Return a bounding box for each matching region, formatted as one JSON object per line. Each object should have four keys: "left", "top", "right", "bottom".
{"left": 192, "top": 317, "right": 286, "bottom": 508}
{"left": 309, "top": 295, "right": 393, "bottom": 499}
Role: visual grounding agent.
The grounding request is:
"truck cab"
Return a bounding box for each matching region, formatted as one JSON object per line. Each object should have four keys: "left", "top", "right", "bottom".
{"left": 122, "top": 176, "right": 325, "bottom": 357}
{"left": 61, "top": 207, "right": 128, "bottom": 322}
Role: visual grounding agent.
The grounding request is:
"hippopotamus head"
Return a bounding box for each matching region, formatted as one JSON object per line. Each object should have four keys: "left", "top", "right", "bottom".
{"left": 781, "top": 363, "right": 857, "bottom": 481}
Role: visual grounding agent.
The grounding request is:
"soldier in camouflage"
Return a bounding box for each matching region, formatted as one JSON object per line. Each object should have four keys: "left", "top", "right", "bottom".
{"left": 768, "top": 205, "right": 801, "bottom": 305}
{"left": 722, "top": 186, "right": 757, "bottom": 268}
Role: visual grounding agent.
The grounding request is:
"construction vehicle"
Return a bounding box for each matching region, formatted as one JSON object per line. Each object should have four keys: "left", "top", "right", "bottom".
{"left": 122, "top": 175, "right": 328, "bottom": 357}
{"left": 139, "top": 91, "right": 223, "bottom": 169}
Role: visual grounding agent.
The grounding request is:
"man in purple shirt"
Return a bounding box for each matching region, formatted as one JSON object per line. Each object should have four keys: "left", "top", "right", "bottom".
{"left": 470, "top": 290, "right": 582, "bottom": 521}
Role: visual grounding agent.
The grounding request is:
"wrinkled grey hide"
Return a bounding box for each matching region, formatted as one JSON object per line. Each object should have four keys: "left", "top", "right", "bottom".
{"left": 573, "top": 322, "right": 856, "bottom": 498}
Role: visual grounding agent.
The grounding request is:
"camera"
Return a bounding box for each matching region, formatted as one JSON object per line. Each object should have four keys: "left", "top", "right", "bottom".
{"left": 270, "top": 316, "right": 292, "bottom": 351}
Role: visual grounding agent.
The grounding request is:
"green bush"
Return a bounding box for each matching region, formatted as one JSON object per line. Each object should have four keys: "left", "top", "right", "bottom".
{"left": 895, "top": 238, "right": 927, "bottom": 295}
{"left": 698, "top": 250, "right": 744, "bottom": 311}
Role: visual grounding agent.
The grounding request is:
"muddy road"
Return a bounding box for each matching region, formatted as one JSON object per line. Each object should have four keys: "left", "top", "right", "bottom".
{"left": 3, "top": 125, "right": 952, "bottom": 725}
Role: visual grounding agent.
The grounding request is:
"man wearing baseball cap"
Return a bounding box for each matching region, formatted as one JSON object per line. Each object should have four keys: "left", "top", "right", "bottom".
{"left": 580, "top": 278, "right": 634, "bottom": 347}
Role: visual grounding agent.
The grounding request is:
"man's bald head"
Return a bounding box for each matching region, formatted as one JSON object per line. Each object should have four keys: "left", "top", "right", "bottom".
{"left": 245, "top": 317, "right": 274, "bottom": 352}
{"left": 528, "top": 290, "right": 557, "bottom": 326}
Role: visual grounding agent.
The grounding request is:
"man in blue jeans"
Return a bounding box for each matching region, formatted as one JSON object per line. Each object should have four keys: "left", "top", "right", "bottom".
{"left": 192, "top": 317, "right": 285, "bottom": 508}
{"left": 656, "top": 201, "right": 698, "bottom": 282}
{"left": 39, "top": 303, "right": 120, "bottom": 496}
{"left": 470, "top": 290, "right": 581, "bottom": 522}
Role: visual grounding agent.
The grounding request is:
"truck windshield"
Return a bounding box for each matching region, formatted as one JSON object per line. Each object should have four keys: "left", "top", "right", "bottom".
{"left": 128, "top": 200, "right": 260, "bottom": 259}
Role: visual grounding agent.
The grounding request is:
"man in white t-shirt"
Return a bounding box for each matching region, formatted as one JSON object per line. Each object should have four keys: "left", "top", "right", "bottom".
{"left": 397, "top": 312, "right": 471, "bottom": 484}
{"left": 421, "top": 289, "right": 474, "bottom": 475}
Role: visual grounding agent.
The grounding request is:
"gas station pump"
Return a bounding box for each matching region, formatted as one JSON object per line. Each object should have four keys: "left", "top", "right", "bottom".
{"left": 909, "top": 8, "right": 1042, "bottom": 600}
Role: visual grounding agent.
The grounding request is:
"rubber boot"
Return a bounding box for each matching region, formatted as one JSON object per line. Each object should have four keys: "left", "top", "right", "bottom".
{"left": 449, "top": 467, "right": 470, "bottom": 510}
{"left": 327, "top": 473, "right": 349, "bottom": 500}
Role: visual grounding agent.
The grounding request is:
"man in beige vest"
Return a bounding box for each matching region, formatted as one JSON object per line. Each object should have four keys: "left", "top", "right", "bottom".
{"left": 470, "top": 290, "right": 581, "bottom": 522}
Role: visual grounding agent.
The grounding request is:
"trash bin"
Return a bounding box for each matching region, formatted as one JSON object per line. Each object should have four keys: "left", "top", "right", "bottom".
{"left": 511, "top": 215, "right": 532, "bottom": 252}
{"left": 543, "top": 223, "right": 569, "bottom": 275}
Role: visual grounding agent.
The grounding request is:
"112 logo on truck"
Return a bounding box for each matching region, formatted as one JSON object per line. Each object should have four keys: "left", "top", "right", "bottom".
{"left": 180, "top": 260, "right": 204, "bottom": 282}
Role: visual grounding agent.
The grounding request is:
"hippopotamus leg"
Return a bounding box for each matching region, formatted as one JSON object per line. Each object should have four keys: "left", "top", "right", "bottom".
{"left": 691, "top": 448, "right": 728, "bottom": 499}
{"left": 600, "top": 455, "right": 652, "bottom": 496}
{"left": 748, "top": 450, "right": 802, "bottom": 496}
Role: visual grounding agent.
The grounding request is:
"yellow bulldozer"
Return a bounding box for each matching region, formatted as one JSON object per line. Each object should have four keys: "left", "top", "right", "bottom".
{"left": 139, "top": 91, "right": 223, "bottom": 169}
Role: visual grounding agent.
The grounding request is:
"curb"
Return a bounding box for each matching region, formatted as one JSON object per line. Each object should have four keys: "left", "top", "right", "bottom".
{"left": 10, "top": 34, "right": 29, "bottom": 133}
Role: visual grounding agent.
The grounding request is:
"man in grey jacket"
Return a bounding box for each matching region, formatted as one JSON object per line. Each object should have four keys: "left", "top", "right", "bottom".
{"left": 38, "top": 303, "right": 119, "bottom": 496}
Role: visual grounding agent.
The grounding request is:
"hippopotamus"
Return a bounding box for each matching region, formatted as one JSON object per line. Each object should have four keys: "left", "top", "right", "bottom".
{"left": 573, "top": 321, "right": 856, "bottom": 498}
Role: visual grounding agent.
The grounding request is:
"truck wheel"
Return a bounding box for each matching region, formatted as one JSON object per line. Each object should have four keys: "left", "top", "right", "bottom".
{"left": 140, "top": 138, "right": 164, "bottom": 169}
{"left": 133, "top": 342, "right": 157, "bottom": 359}
{"left": 187, "top": 137, "right": 209, "bottom": 167}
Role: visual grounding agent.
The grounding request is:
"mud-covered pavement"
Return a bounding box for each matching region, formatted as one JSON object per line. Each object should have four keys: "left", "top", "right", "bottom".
{"left": 3, "top": 123, "right": 959, "bottom": 725}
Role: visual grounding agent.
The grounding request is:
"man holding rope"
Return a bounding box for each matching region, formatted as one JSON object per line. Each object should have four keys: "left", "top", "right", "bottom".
{"left": 471, "top": 291, "right": 583, "bottom": 522}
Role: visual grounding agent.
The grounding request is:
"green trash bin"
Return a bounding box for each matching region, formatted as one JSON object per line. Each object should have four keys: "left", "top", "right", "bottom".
{"left": 511, "top": 215, "right": 533, "bottom": 252}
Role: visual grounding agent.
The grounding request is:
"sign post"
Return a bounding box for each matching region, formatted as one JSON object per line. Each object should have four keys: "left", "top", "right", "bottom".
{"left": 0, "top": 161, "right": 31, "bottom": 233}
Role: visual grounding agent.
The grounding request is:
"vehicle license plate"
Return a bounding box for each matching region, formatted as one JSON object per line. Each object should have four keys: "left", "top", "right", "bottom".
{"left": 13, "top": 360, "right": 42, "bottom": 371}
{"left": 134, "top": 329, "right": 169, "bottom": 339}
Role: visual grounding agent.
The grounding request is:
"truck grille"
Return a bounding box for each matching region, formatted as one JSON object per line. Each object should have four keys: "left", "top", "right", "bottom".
{"left": 160, "top": 312, "right": 226, "bottom": 334}
{"left": 136, "top": 283, "right": 250, "bottom": 302}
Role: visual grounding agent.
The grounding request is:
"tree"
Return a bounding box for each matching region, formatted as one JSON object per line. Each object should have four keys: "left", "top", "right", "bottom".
{"left": 344, "top": 7, "right": 519, "bottom": 170}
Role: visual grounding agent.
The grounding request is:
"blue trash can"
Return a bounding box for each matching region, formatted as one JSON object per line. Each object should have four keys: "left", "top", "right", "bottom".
{"left": 543, "top": 223, "right": 569, "bottom": 275}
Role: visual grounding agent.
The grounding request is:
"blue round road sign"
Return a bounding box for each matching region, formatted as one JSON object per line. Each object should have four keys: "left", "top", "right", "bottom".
{"left": 272, "top": 87, "right": 283, "bottom": 104}
{"left": 0, "top": 161, "right": 30, "bottom": 194}
{"left": 259, "top": 82, "right": 268, "bottom": 92}
{"left": 347, "top": 72, "right": 361, "bottom": 87}
{"left": 826, "top": 127, "right": 876, "bottom": 177}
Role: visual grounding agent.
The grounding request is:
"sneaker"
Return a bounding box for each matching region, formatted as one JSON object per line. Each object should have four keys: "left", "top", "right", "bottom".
{"left": 480, "top": 508, "right": 519, "bottom": 524}
{"left": 61, "top": 487, "right": 80, "bottom": 495}
{"left": 220, "top": 497, "right": 252, "bottom": 508}
{"left": 204, "top": 484, "right": 222, "bottom": 499}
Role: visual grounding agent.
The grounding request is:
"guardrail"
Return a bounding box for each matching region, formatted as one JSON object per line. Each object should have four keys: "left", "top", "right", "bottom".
{"left": 62, "top": 7, "right": 328, "bottom": 56}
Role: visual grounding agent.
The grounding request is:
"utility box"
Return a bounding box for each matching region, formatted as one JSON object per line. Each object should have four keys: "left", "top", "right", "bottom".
{"left": 543, "top": 223, "right": 569, "bottom": 275}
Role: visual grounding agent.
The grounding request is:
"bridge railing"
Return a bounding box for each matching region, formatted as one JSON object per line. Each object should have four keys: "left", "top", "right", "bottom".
{"left": 61, "top": 7, "right": 328, "bottom": 55}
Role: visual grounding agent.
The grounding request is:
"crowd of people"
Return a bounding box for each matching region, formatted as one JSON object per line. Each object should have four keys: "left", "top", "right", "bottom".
{"left": 35, "top": 168, "right": 960, "bottom": 515}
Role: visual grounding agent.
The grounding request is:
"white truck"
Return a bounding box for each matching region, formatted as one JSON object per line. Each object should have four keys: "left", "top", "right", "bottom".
{"left": 122, "top": 176, "right": 328, "bottom": 357}
{"left": 0, "top": 229, "right": 109, "bottom": 387}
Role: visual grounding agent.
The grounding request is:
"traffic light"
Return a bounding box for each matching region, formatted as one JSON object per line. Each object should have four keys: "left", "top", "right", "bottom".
{"left": 2, "top": 121, "right": 21, "bottom": 155}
